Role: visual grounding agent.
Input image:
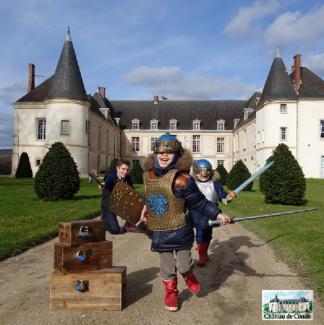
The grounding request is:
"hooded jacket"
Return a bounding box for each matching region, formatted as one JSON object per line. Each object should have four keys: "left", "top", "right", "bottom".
{"left": 143, "top": 150, "right": 221, "bottom": 252}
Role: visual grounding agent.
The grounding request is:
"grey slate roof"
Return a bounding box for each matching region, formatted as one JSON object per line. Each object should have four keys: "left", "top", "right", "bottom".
{"left": 258, "top": 56, "right": 297, "bottom": 106}
{"left": 290, "top": 67, "right": 324, "bottom": 98}
{"left": 17, "top": 76, "right": 54, "bottom": 102}
{"left": 47, "top": 32, "right": 88, "bottom": 101}
{"left": 108, "top": 100, "right": 247, "bottom": 130}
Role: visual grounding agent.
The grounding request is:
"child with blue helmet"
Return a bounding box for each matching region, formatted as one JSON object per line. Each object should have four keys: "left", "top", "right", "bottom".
{"left": 191, "top": 159, "right": 232, "bottom": 266}
{"left": 140, "top": 134, "right": 231, "bottom": 311}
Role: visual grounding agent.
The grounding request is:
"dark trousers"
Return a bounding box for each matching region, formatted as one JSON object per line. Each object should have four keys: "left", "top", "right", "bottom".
{"left": 101, "top": 189, "right": 121, "bottom": 234}
{"left": 195, "top": 227, "right": 212, "bottom": 244}
{"left": 101, "top": 211, "right": 121, "bottom": 234}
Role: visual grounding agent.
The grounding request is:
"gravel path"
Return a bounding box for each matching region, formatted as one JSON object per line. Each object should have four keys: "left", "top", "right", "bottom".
{"left": 0, "top": 222, "right": 323, "bottom": 325}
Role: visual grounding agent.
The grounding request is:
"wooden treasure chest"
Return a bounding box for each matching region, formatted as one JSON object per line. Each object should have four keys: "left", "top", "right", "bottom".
{"left": 50, "top": 266, "right": 126, "bottom": 310}
{"left": 58, "top": 219, "right": 106, "bottom": 246}
{"left": 54, "top": 241, "right": 112, "bottom": 274}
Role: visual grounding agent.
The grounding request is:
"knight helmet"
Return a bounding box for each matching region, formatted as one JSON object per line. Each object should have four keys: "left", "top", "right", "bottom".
{"left": 193, "top": 159, "right": 213, "bottom": 178}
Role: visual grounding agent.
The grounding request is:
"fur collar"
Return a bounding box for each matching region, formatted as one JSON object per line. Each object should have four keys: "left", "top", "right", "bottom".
{"left": 143, "top": 149, "right": 193, "bottom": 172}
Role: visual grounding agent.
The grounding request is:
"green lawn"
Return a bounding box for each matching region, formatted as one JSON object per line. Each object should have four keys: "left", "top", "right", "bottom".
{"left": 0, "top": 177, "right": 103, "bottom": 260}
{"left": 222, "top": 179, "right": 324, "bottom": 302}
{"left": 0, "top": 177, "right": 323, "bottom": 302}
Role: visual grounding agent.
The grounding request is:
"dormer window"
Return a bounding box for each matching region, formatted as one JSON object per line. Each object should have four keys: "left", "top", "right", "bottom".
{"left": 132, "top": 119, "right": 140, "bottom": 130}
{"left": 169, "top": 119, "right": 177, "bottom": 131}
{"left": 193, "top": 119, "right": 200, "bottom": 130}
{"left": 217, "top": 120, "right": 225, "bottom": 130}
{"left": 151, "top": 119, "right": 158, "bottom": 130}
{"left": 280, "top": 103, "right": 287, "bottom": 113}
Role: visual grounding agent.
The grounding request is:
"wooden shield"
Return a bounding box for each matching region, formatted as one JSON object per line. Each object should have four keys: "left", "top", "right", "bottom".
{"left": 108, "top": 182, "right": 144, "bottom": 225}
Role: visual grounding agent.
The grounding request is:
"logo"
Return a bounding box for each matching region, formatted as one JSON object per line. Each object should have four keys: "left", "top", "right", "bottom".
{"left": 262, "top": 290, "right": 313, "bottom": 321}
{"left": 147, "top": 193, "right": 169, "bottom": 218}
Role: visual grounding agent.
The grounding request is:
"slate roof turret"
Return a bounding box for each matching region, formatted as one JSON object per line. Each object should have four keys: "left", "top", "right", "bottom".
{"left": 47, "top": 29, "right": 88, "bottom": 101}
{"left": 258, "top": 53, "right": 297, "bottom": 106}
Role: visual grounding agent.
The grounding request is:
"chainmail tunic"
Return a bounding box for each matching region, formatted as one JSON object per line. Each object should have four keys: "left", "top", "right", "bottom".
{"left": 144, "top": 169, "right": 186, "bottom": 231}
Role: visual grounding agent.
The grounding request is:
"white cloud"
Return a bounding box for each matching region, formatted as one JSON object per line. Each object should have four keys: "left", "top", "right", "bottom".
{"left": 224, "top": 0, "right": 279, "bottom": 37}
{"left": 124, "top": 66, "right": 255, "bottom": 99}
{"left": 305, "top": 53, "right": 324, "bottom": 77}
{"left": 264, "top": 6, "right": 324, "bottom": 47}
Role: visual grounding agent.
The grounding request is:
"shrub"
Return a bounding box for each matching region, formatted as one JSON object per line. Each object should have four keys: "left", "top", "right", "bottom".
{"left": 259, "top": 143, "right": 306, "bottom": 205}
{"left": 216, "top": 164, "right": 228, "bottom": 185}
{"left": 106, "top": 158, "right": 119, "bottom": 175}
{"left": 226, "top": 160, "right": 253, "bottom": 191}
{"left": 34, "top": 142, "right": 80, "bottom": 200}
{"left": 15, "top": 152, "right": 32, "bottom": 178}
{"left": 130, "top": 162, "right": 144, "bottom": 184}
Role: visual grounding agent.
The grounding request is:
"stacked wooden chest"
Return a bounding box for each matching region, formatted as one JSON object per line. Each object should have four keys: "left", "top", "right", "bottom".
{"left": 50, "top": 219, "right": 126, "bottom": 310}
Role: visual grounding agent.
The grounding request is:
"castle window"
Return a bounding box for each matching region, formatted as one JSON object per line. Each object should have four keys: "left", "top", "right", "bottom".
{"left": 192, "top": 135, "right": 200, "bottom": 153}
{"left": 280, "top": 127, "right": 287, "bottom": 141}
{"left": 216, "top": 137, "right": 224, "bottom": 153}
{"left": 320, "top": 120, "right": 324, "bottom": 138}
{"left": 169, "top": 119, "right": 177, "bottom": 130}
{"left": 217, "top": 160, "right": 224, "bottom": 166}
{"left": 132, "top": 119, "right": 140, "bottom": 130}
{"left": 217, "top": 120, "right": 225, "bottom": 130}
{"left": 151, "top": 120, "right": 158, "bottom": 130}
{"left": 61, "top": 120, "right": 70, "bottom": 135}
{"left": 132, "top": 137, "right": 140, "bottom": 152}
{"left": 280, "top": 104, "right": 287, "bottom": 113}
{"left": 36, "top": 118, "right": 46, "bottom": 140}
{"left": 151, "top": 137, "right": 158, "bottom": 151}
{"left": 193, "top": 120, "right": 200, "bottom": 130}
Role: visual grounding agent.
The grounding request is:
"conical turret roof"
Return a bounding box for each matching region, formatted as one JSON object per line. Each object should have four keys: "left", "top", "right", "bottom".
{"left": 259, "top": 51, "right": 296, "bottom": 104}
{"left": 47, "top": 29, "right": 88, "bottom": 101}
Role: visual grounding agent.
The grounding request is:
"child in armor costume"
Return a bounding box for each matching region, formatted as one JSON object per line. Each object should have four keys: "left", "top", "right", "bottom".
{"left": 140, "top": 134, "right": 231, "bottom": 312}
{"left": 191, "top": 159, "right": 233, "bottom": 266}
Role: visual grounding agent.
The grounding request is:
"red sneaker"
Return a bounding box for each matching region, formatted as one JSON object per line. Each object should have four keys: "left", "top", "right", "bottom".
{"left": 162, "top": 278, "right": 179, "bottom": 311}
{"left": 181, "top": 272, "right": 200, "bottom": 294}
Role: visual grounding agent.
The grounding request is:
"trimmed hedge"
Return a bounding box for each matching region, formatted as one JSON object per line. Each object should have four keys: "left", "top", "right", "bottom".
{"left": 259, "top": 143, "right": 306, "bottom": 205}
{"left": 226, "top": 160, "right": 253, "bottom": 191}
{"left": 34, "top": 142, "right": 80, "bottom": 200}
{"left": 15, "top": 152, "right": 32, "bottom": 178}
{"left": 216, "top": 164, "right": 228, "bottom": 185}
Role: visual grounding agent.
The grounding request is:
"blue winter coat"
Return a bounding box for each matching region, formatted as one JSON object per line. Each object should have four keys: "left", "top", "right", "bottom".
{"left": 150, "top": 173, "right": 221, "bottom": 252}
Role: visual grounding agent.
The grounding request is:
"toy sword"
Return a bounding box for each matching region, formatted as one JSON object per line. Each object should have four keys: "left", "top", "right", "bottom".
{"left": 226, "top": 161, "right": 274, "bottom": 202}
{"left": 88, "top": 172, "right": 104, "bottom": 188}
{"left": 208, "top": 207, "right": 317, "bottom": 226}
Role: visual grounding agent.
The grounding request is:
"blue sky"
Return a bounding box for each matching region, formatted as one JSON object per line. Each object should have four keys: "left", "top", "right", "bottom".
{"left": 1, "top": 0, "right": 324, "bottom": 148}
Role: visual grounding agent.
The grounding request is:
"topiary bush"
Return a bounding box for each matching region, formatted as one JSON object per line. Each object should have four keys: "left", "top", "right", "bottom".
{"left": 216, "top": 164, "right": 228, "bottom": 186}
{"left": 130, "top": 162, "right": 143, "bottom": 184}
{"left": 226, "top": 160, "right": 253, "bottom": 191}
{"left": 259, "top": 143, "right": 306, "bottom": 205}
{"left": 15, "top": 152, "right": 32, "bottom": 178}
{"left": 106, "top": 158, "right": 119, "bottom": 175}
{"left": 34, "top": 142, "right": 80, "bottom": 200}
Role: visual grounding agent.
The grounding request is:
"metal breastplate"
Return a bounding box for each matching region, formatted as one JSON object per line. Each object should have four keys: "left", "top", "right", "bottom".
{"left": 144, "top": 169, "right": 186, "bottom": 231}
{"left": 196, "top": 180, "right": 217, "bottom": 203}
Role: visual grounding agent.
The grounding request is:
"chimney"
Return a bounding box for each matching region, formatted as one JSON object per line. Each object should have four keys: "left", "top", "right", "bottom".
{"left": 153, "top": 95, "right": 159, "bottom": 104}
{"left": 98, "top": 86, "right": 106, "bottom": 98}
{"left": 28, "top": 63, "right": 35, "bottom": 92}
{"left": 293, "top": 54, "right": 301, "bottom": 89}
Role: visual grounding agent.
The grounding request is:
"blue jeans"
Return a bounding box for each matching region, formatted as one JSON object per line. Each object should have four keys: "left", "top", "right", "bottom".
{"left": 101, "top": 210, "right": 121, "bottom": 234}
{"left": 101, "top": 189, "right": 121, "bottom": 234}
